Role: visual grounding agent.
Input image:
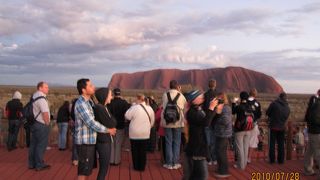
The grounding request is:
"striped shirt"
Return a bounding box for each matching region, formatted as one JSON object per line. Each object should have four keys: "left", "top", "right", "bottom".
{"left": 74, "top": 95, "right": 107, "bottom": 144}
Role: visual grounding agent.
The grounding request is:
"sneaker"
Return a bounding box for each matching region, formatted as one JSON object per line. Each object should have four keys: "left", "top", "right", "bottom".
{"left": 72, "top": 160, "right": 78, "bottom": 166}
{"left": 304, "top": 171, "right": 315, "bottom": 176}
{"left": 213, "top": 161, "right": 217, "bottom": 165}
{"left": 172, "top": 163, "right": 182, "bottom": 169}
{"left": 35, "top": 164, "right": 51, "bottom": 171}
{"left": 208, "top": 161, "right": 213, "bottom": 166}
{"left": 233, "top": 164, "right": 238, "bottom": 169}
{"left": 214, "top": 174, "right": 231, "bottom": 178}
{"left": 247, "top": 159, "right": 251, "bottom": 164}
{"left": 163, "top": 164, "right": 173, "bottom": 170}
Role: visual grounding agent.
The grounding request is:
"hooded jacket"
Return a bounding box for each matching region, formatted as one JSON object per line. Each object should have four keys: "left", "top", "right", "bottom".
{"left": 107, "top": 97, "right": 131, "bottom": 129}
{"left": 266, "top": 98, "right": 290, "bottom": 131}
{"left": 94, "top": 88, "right": 117, "bottom": 143}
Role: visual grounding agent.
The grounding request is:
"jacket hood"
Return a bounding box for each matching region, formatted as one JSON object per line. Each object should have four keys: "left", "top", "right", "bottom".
{"left": 276, "top": 98, "right": 288, "bottom": 106}
{"left": 95, "top": 88, "right": 110, "bottom": 105}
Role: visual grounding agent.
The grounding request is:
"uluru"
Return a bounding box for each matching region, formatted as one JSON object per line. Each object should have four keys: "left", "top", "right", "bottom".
{"left": 108, "top": 66, "right": 283, "bottom": 93}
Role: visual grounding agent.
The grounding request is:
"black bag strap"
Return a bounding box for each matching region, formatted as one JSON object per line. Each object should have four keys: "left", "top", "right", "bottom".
{"left": 140, "top": 104, "right": 151, "bottom": 125}
{"left": 32, "top": 96, "right": 46, "bottom": 120}
{"left": 166, "top": 92, "right": 180, "bottom": 104}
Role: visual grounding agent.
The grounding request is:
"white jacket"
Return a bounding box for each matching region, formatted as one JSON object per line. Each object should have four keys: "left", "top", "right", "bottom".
{"left": 125, "top": 102, "right": 155, "bottom": 139}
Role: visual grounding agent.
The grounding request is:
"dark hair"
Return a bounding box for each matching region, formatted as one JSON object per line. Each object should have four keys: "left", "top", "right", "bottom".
{"left": 37, "top": 81, "right": 46, "bottom": 90}
{"left": 77, "top": 78, "right": 90, "bottom": 95}
{"left": 62, "top": 101, "right": 70, "bottom": 110}
{"left": 169, "top": 80, "right": 178, "bottom": 89}
{"left": 208, "top": 79, "right": 216, "bottom": 89}
{"left": 279, "top": 92, "right": 287, "bottom": 100}
{"left": 317, "top": 89, "right": 320, "bottom": 96}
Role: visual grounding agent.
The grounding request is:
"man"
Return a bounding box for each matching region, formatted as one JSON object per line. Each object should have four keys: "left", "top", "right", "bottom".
{"left": 5, "top": 91, "right": 23, "bottom": 151}
{"left": 74, "top": 78, "right": 116, "bottom": 180}
{"left": 161, "top": 80, "right": 187, "bottom": 170}
{"left": 28, "top": 82, "right": 51, "bottom": 171}
{"left": 203, "top": 79, "right": 218, "bottom": 165}
{"left": 247, "top": 88, "right": 262, "bottom": 163}
{"left": 304, "top": 89, "right": 320, "bottom": 177}
{"left": 266, "top": 92, "right": 290, "bottom": 164}
{"left": 107, "top": 88, "right": 131, "bottom": 165}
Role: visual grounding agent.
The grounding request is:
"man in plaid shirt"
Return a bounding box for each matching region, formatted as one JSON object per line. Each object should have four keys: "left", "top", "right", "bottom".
{"left": 75, "top": 78, "right": 116, "bottom": 180}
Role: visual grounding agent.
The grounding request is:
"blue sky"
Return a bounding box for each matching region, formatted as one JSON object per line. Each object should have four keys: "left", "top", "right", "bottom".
{"left": 0, "top": 0, "right": 319, "bottom": 93}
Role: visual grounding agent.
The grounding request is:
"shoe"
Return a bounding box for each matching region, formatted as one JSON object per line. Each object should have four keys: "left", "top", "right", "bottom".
{"left": 163, "top": 164, "right": 173, "bottom": 170}
{"left": 28, "top": 166, "right": 35, "bottom": 170}
{"left": 35, "top": 164, "right": 51, "bottom": 171}
{"left": 172, "top": 163, "right": 182, "bottom": 169}
{"left": 233, "top": 164, "right": 238, "bottom": 169}
{"left": 247, "top": 159, "right": 251, "bottom": 164}
{"left": 214, "top": 174, "right": 231, "bottom": 178}
{"left": 208, "top": 161, "right": 212, "bottom": 166}
{"left": 213, "top": 161, "right": 217, "bottom": 165}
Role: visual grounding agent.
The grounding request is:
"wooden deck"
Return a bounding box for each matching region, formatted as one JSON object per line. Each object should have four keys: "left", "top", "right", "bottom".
{"left": 0, "top": 147, "right": 317, "bottom": 180}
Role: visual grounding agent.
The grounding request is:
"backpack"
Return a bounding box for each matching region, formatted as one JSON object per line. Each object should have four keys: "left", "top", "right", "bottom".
{"left": 22, "top": 96, "right": 46, "bottom": 126}
{"left": 310, "top": 97, "right": 320, "bottom": 125}
{"left": 236, "top": 103, "right": 255, "bottom": 131}
{"left": 164, "top": 92, "right": 181, "bottom": 124}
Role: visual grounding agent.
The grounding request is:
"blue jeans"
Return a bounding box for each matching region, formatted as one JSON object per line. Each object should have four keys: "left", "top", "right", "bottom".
{"left": 7, "top": 119, "right": 20, "bottom": 149}
{"left": 165, "top": 128, "right": 182, "bottom": 165}
{"left": 205, "top": 127, "right": 216, "bottom": 162}
{"left": 71, "top": 127, "right": 78, "bottom": 161}
{"left": 28, "top": 122, "right": 49, "bottom": 168}
{"left": 58, "top": 122, "right": 68, "bottom": 149}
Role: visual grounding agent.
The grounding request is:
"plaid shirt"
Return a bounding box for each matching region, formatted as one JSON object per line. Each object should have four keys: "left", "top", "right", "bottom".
{"left": 74, "top": 95, "right": 107, "bottom": 144}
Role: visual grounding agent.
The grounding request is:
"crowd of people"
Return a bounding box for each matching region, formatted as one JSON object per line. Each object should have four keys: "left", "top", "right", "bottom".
{"left": 1, "top": 79, "right": 320, "bottom": 180}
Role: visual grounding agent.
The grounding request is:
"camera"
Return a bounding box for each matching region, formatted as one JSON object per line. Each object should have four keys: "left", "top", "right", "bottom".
{"left": 218, "top": 99, "right": 224, "bottom": 104}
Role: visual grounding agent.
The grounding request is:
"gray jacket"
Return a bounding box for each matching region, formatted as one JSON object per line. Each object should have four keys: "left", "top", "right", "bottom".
{"left": 214, "top": 105, "right": 232, "bottom": 138}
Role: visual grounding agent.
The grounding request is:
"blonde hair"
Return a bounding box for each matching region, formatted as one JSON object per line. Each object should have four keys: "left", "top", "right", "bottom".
{"left": 136, "top": 93, "right": 145, "bottom": 102}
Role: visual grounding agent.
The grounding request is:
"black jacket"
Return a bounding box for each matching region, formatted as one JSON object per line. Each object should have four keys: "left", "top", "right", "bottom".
{"left": 203, "top": 89, "right": 217, "bottom": 111}
{"left": 247, "top": 97, "right": 262, "bottom": 122}
{"left": 94, "top": 88, "right": 117, "bottom": 143}
{"left": 232, "top": 101, "right": 253, "bottom": 132}
{"left": 107, "top": 97, "right": 130, "bottom": 129}
{"left": 305, "top": 96, "right": 320, "bottom": 134}
{"left": 185, "top": 105, "right": 216, "bottom": 158}
{"left": 266, "top": 98, "right": 290, "bottom": 131}
{"left": 6, "top": 99, "right": 23, "bottom": 120}
{"left": 57, "top": 106, "right": 70, "bottom": 123}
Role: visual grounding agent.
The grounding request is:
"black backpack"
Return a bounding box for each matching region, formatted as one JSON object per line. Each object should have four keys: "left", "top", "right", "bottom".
{"left": 310, "top": 97, "right": 320, "bottom": 125}
{"left": 235, "top": 103, "right": 255, "bottom": 131}
{"left": 22, "top": 96, "right": 46, "bottom": 126}
{"left": 164, "top": 92, "right": 181, "bottom": 124}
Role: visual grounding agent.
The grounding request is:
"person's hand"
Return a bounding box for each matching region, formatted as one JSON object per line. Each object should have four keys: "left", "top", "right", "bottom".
{"left": 216, "top": 104, "right": 224, "bottom": 114}
{"left": 107, "top": 128, "right": 117, "bottom": 136}
{"left": 208, "top": 98, "right": 218, "bottom": 111}
{"left": 233, "top": 97, "right": 239, "bottom": 104}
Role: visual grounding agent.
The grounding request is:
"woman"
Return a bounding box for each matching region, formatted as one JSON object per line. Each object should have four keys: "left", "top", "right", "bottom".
{"left": 232, "top": 91, "right": 252, "bottom": 170}
{"left": 57, "top": 101, "right": 70, "bottom": 150}
{"left": 213, "top": 93, "right": 232, "bottom": 178}
{"left": 94, "top": 88, "right": 117, "bottom": 180}
{"left": 182, "top": 90, "right": 220, "bottom": 180}
{"left": 125, "top": 94, "right": 155, "bottom": 171}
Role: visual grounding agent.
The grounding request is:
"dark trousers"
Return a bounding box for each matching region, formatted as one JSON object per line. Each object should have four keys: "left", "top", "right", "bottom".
{"left": 130, "top": 139, "right": 148, "bottom": 171}
{"left": 269, "top": 130, "right": 285, "bottom": 164}
{"left": 182, "top": 154, "right": 208, "bottom": 180}
{"left": 96, "top": 143, "right": 111, "bottom": 180}
{"left": 7, "top": 120, "right": 20, "bottom": 150}
{"left": 28, "top": 122, "right": 49, "bottom": 168}
{"left": 25, "top": 126, "right": 31, "bottom": 147}
{"left": 216, "top": 137, "right": 229, "bottom": 175}
{"left": 147, "top": 127, "right": 157, "bottom": 152}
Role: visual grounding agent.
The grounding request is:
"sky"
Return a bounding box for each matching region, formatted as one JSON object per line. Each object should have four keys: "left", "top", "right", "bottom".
{"left": 0, "top": 0, "right": 319, "bottom": 93}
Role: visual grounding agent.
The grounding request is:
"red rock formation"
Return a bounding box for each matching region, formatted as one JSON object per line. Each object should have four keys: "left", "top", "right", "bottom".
{"left": 108, "top": 66, "right": 283, "bottom": 93}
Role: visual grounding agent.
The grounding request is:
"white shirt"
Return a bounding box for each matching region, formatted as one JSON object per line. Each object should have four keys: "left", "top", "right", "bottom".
{"left": 125, "top": 102, "right": 155, "bottom": 139}
{"left": 32, "top": 91, "right": 50, "bottom": 124}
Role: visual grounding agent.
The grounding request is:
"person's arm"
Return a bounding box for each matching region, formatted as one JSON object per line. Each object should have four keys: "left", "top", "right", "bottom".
{"left": 76, "top": 103, "right": 108, "bottom": 133}
{"left": 4, "top": 104, "right": 9, "bottom": 118}
{"left": 304, "top": 96, "right": 314, "bottom": 122}
{"left": 42, "top": 112, "right": 50, "bottom": 125}
{"left": 125, "top": 106, "right": 134, "bottom": 121}
{"left": 255, "top": 102, "right": 262, "bottom": 120}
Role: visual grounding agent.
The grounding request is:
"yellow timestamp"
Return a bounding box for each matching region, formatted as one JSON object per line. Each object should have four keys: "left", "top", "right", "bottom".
{"left": 251, "top": 172, "right": 300, "bottom": 180}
